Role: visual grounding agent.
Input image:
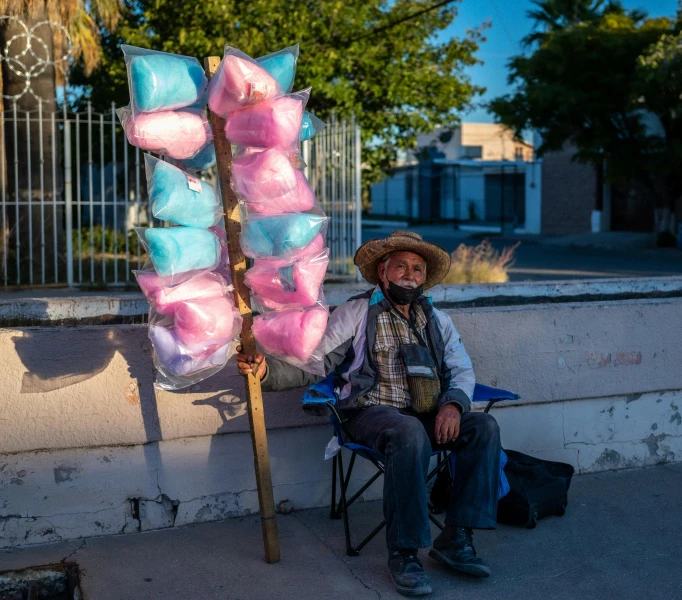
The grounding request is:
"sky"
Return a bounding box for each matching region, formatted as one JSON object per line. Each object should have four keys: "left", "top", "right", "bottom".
{"left": 442, "top": 0, "right": 679, "bottom": 123}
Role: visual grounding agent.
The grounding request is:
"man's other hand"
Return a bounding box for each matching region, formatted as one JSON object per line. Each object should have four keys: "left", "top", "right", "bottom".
{"left": 236, "top": 345, "right": 266, "bottom": 380}
{"left": 435, "top": 404, "right": 461, "bottom": 445}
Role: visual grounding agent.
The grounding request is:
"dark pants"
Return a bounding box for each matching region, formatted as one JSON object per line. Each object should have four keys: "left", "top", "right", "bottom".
{"left": 344, "top": 405, "right": 501, "bottom": 551}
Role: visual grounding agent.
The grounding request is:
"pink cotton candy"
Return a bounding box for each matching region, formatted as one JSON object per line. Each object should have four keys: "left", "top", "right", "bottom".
{"left": 247, "top": 170, "right": 316, "bottom": 215}
{"left": 128, "top": 110, "right": 210, "bottom": 159}
{"left": 137, "top": 271, "right": 227, "bottom": 317}
{"left": 174, "top": 296, "right": 240, "bottom": 347}
{"left": 231, "top": 149, "right": 298, "bottom": 202}
{"left": 224, "top": 95, "right": 304, "bottom": 148}
{"left": 246, "top": 251, "right": 328, "bottom": 310}
{"left": 208, "top": 54, "right": 280, "bottom": 117}
{"left": 252, "top": 306, "right": 328, "bottom": 362}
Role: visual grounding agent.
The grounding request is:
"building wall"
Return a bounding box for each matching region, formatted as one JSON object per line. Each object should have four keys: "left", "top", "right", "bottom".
{"left": 1, "top": 289, "right": 681, "bottom": 548}
{"left": 541, "top": 145, "right": 596, "bottom": 235}
{"left": 417, "top": 123, "right": 533, "bottom": 162}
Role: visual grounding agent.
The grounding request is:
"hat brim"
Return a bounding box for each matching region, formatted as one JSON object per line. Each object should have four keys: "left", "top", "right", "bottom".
{"left": 354, "top": 235, "right": 451, "bottom": 290}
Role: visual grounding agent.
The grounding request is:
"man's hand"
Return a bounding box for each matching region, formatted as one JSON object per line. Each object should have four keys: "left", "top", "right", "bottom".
{"left": 236, "top": 345, "right": 267, "bottom": 380}
{"left": 434, "top": 404, "right": 461, "bottom": 445}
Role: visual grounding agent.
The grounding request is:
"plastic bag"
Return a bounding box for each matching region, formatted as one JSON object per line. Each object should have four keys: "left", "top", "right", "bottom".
{"left": 172, "top": 141, "right": 216, "bottom": 172}
{"left": 137, "top": 226, "right": 221, "bottom": 282}
{"left": 256, "top": 45, "right": 299, "bottom": 93}
{"left": 117, "top": 107, "right": 212, "bottom": 160}
{"left": 135, "top": 270, "right": 231, "bottom": 317}
{"left": 252, "top": 305, "right": 328, "bottom": 370}
{"left": 232, "top": 149, "right": 315, "bottom": 215}
{"left": 146, "top": 155, "right": 221, "bottom": 228}
{"left": 246, "top": 249, "right": 329, "bottom": 310}
{"left": 122, "top": 45, "right": 208, "bottom": 115}
{"left": 300, "top": 111, "right": 326, "bottom": 142}
{"left": 207, "top": 47, "right": 281, "bottom": 118}
{"left": 224, "top": 89, "right": 310, "bottom": 149}
{"left": 231, "top": 148, "right": 298, "bottom": 202}
{"left": 174, "top": 295, "right": 242, "bottom": 347}
{"left": 239, "top": 212, "right": 328, "bottom": 259}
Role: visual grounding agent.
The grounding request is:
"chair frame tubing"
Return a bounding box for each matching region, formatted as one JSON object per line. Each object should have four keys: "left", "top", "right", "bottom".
{"left": 330, "top": 448, "right": 451, "bottom": 556}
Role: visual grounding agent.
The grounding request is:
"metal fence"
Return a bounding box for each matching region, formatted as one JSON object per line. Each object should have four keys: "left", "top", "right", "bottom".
{"left": 0, "top": 102, "right": 362, "bottom": 288}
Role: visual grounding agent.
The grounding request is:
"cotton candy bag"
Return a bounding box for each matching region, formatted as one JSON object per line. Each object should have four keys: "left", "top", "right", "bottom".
{"left": 252, "top": 306, "right": 328, "bottom": 369}
{"left": 207, "top": 48, "right": 281, "bottom": 118}
{"left": 137, "top": 226, "right": 221, "bottom": 282}
{"left": 117, "top": 107, "right": 212, "bottom": 160}
{"left": 240, "top": 212, "right": 328, "bottom": 258}
{"left": 146, "top": 156, "right": 221, "bottom": 228}
{"left": 300, "top": 111, "right": 326, "bottom": 141}
{"left": 135, "top": 270, "right": 230, "bottom": 317}
{"left": 122, "top": 45, "right": 208, "bottom": 115}
{"left": 256, "top": 45, "right": 299, "bottom": 93}
{"left": 224, "top": 89, "right": 310, "bottom": 149}
{"left": 246, "top": 250, "right": 329, "bottom": 310}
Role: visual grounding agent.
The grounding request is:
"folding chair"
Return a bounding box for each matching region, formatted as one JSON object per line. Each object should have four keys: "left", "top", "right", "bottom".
{"left": 302, "top": 376, "right": 520, "bottom": 556}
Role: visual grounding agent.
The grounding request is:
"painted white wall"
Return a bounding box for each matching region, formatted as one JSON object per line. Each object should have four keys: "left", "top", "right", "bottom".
{"left": 1, "top": 291, "right": 681, "bottom": 548}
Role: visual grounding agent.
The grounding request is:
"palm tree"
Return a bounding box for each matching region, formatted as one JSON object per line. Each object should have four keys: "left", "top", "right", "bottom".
{"left": 0, "top": 1, "right": 121, "bottom": 284}
{"left": 521, "top": 0, "right": 646, "bottom": 47}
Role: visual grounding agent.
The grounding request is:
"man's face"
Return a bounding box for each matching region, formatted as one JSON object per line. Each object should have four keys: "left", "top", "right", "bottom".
{"left": 378, "top": 251, "right": 426, "bottom": 290}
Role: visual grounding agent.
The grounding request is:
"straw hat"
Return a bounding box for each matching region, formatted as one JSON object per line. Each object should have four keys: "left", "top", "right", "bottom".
{"left": 354, "top": 230, "right": 451, "bottom": 290}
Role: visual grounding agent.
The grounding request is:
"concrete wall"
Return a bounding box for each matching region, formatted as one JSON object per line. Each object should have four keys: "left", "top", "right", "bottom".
{"left": 1, "top": 293, "right": 681, "bottom": 548}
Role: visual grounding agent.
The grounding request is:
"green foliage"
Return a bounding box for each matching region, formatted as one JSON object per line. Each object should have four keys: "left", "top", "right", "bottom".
{"left": 490, "top": 1, "right": 680, "bottom": 212}
{"left": 69, "top": 0, "right": 485, "bottom": 184}
{"left": 72, "top": 226, "right": 141, "bottom": 256}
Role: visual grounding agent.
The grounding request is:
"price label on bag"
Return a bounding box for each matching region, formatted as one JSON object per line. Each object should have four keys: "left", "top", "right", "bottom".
{"left": 250, "top": 81, "right": 267, "bottom": 99}
{"left": 187, "top": 175, "right": 202, "bottom": 193}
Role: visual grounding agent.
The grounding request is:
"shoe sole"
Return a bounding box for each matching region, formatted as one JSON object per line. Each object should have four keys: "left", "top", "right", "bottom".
{"left": 428, "top": 548, "right": 491, "bottom": 578}
{"left": 394, "top": 583, "right": 433, "bottom": 597}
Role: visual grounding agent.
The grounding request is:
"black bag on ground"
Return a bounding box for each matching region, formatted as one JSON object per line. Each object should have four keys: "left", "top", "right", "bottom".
{"left": 428, "top": 449, "right": 575, "bottom": 529}
{"left": 496, "top": 449, "right": 574, "bottom": 528}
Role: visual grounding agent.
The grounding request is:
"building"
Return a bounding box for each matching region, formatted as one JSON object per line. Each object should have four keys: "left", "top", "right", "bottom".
{"left": 415, "top": 123, "right": 534, "bottom": 163}
{"left": 370, "top": 123, "right": 540, "bottom": 232}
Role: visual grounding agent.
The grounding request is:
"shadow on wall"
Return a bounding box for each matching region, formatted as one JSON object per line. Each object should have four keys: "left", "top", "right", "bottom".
{"left": 10, "top": 302, "right": 161, "bottom": 444}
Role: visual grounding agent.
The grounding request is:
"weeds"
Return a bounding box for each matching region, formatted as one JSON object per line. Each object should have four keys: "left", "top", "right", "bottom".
{"left": 443, "top": 239, "right": 519, "bottom": 284}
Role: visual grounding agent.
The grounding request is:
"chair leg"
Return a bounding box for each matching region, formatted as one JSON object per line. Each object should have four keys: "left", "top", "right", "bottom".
{"left": 330, "top": 454, "right": 338, "bottom": 519}
{"left": 337, "top": 451, "right": 358, "bottom": 556}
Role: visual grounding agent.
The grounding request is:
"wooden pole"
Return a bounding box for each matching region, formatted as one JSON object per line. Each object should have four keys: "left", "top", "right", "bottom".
{"left": 204, "top": 56, "right": 280, "bottom": 564}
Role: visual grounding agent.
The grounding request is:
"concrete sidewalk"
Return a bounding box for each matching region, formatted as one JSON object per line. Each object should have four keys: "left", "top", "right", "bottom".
{"left": 2, "top": 463, "right": 681, "bottom": 600}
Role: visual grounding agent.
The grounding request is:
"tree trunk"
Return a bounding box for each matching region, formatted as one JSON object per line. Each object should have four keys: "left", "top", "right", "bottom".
{"left": 1, "top": 13, "right": 63, "bottom": 286}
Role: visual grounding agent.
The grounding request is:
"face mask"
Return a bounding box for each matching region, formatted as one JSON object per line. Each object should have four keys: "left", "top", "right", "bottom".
{"left": 386, "top": 281, "right": 423, "bottom": 305}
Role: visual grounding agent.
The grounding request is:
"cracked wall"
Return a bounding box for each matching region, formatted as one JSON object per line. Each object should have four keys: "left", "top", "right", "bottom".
{"left": 1, "top": 296, "right": 681, "bottom": 548}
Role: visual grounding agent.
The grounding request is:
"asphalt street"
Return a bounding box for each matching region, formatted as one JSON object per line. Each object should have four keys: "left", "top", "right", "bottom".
{"left": 362, "top": 223, "right": 682, "bottom": 282}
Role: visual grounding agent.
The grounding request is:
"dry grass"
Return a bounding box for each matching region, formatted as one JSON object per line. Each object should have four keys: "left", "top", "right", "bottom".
{"left": 443, "top": 239, "right": 520, "bottom": 284}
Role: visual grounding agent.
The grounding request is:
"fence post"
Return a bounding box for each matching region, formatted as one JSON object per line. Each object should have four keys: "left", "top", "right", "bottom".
{"left": 354, "top": 119, "right": 362, "bottom": 282}
{"left": 64, "top": 115, "right": 74, "bottom": 287}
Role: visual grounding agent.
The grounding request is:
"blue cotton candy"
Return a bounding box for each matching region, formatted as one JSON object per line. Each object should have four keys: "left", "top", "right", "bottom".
{"left": 300, "top": 111, "right": 326, "bottom": 141}
{"left": 241, "top": 214, "right": 327, "bottom": 257}
{"left": 257, "top": 52, "right": 296, "bottom": 92}
{"left": 130, "top": 54, "right": 207, "bottom": 113}
{"left": 176, "top": 142, "right": 216, "bottom": 172}
{"left": 145, "top": 227, "right": 220, "bottom": 277}
{"left": 150, "top": 161, "right": 219, "bottom": 227}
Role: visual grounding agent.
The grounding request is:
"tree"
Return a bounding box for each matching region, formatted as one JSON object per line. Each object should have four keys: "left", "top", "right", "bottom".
{"left": 0, "top": 0, "right": 121, "bottom": 282}
{"left": 490, "top": 3, "right": 678, "bottom": 232}
{"left": 522, "top": 0, "right": 646, "bottom": 46}
{"left": 70, "top": 0, "right": 485, "bottom": 184}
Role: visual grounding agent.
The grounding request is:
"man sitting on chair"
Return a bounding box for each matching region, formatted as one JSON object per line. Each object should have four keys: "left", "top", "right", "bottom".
{"left": 237, "top": 231, "right": 501, "bottom": 597}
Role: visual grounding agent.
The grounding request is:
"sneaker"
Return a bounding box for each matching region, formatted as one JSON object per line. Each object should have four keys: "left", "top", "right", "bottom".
{"left": 388, "top": 549, "right": 433, "bottom": 596}
{"left": 429, "top": 527, "right": 491, "bottom": 578}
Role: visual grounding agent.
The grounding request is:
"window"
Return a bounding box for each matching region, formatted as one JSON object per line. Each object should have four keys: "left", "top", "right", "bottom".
{"left": 460, "top": 145, "right": 483, "bottom": 159}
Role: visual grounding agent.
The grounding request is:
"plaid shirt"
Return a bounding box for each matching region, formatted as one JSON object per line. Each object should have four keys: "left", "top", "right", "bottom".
{"left": 357, "top": 303, "right": 429, "bottom": 409}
